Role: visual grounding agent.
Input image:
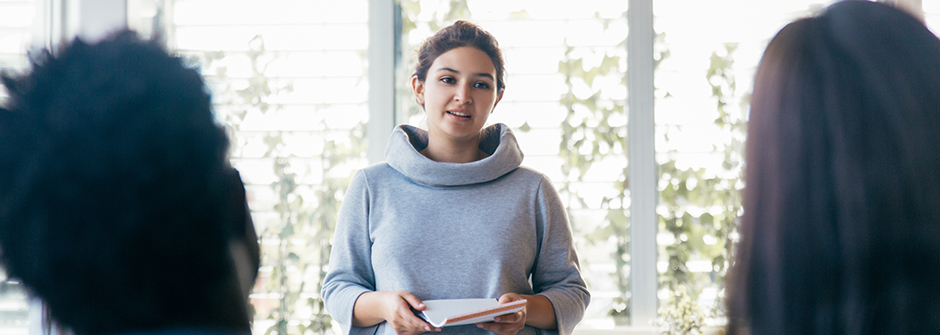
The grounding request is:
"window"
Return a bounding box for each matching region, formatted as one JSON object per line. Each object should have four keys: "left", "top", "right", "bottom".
{"left": 927, "top": 0, "right": 940, "bottom": 33}
{"left": 149, "top": 0, "right": 937, "bottom": 333}
{"left": 0, "top": 0, "right": 35, "bottom": 85}
{"left": 149, "top": 1, "right": 372, "bottom": 334}
{"left": 653, "top": 0, "right": 839, "bottom": 328}
{"left": 396, "top": 0, "right": 629, "bottom": 329}
{"left": 9, "top": 1, "right": 936, "bottom": 335}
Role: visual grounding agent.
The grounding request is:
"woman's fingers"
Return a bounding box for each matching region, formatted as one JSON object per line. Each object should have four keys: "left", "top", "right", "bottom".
{"left": 493, "top": 310, "right": 523, "bottom": 323}
{"left": 383, "top": 290, "right": 439, "bottom": 334}
{"left": 398, "top": 290, "right": 428, "bottom": 310}
{"left": 479, "top": 297, "right": 527, "bottom": 335}
{"left": 390, "top": 306, "right": 436, "bottom": 334}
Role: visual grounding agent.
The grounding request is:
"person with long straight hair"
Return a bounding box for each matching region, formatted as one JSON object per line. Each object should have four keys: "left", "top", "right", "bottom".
{"left": 728, "top": 1, "right": 940, "bottom": 334}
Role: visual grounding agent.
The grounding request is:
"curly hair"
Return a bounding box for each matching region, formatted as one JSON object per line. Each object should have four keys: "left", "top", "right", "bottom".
{"left": 0, "top": 31, "right": 249, "bottom": 334}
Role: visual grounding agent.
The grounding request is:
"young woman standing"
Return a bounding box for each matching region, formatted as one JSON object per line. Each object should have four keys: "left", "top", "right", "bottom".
{"left": 323, "top": 21, "right": 590, "bottom": 335}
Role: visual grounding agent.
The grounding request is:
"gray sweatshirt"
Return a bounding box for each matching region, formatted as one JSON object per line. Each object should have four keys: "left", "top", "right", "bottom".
{"left": 322, "top": 123, "right": 590, "bottom": 335}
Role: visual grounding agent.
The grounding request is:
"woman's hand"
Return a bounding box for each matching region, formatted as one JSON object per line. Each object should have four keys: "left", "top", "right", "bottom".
{"left": 476, "top": 293, "right": 527, "bottom": 335}
{"left": 376, "top": 290, "right": 441, "bottom": 334}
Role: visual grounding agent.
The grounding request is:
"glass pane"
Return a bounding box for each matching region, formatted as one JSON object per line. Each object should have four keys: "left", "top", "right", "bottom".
{"left": 925, "top": 0, "right": 940, "bottom": 34}
{"left": 653, "top": 0, "right": 837, "bottom": 329}
{"left": 151, "top": 1, "right": 370, "bottom": 334}
{"left": 0, "top": 271, "right": 30, "bottom": 335}
{"left": 0, "top": 0, "right": 34, "bottom": 100}
{"left": 0, "top": 1, "right": 35, "bottom": 334}
{"left": 396, "top": 0, "right": 628, "bottom": 329}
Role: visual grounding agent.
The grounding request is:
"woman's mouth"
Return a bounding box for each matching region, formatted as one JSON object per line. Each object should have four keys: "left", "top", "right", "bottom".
{"left": 447, "top": 111, "right": 471, "bottom": 119}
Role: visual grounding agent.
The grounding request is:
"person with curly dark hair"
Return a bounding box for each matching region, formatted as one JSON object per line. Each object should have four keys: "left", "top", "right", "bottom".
{"left": 0, "top": 30, "right": 259, "bottom": 335}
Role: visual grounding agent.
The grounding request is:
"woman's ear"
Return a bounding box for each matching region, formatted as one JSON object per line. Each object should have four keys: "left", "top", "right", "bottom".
{"left": 411, "top": 76, "right": 425, "bottom": 105}
{"left": 492, "top": 88, "right": 504, "bottom": 113}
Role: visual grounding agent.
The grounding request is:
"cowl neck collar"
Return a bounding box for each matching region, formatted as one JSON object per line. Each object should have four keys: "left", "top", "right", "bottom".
{"left": 385, "top": 123, "right": 524, "bottom": 187}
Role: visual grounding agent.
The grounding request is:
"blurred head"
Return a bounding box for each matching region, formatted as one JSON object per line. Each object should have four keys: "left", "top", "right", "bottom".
{"left": 728, "top": 1, "right": 940, "bottom": 334}
{"left": 0, "top": 31, "right": 250, "bottom": 334}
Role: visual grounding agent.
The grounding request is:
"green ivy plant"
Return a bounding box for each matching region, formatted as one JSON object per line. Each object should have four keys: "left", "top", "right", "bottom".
{"left": 655, "top": 41, "right": 744, "bottom": 333}
{"left": 555, "top": 22, "right": 744, "bottom": 331}
{"left": 655, "top": 285, "right": 706, "bottom": 335}
{"left": 196, "top": 34, "right": 365, "bottom": 335}
{"left": 555, "top": 32, "right": 630, "bottom": 325}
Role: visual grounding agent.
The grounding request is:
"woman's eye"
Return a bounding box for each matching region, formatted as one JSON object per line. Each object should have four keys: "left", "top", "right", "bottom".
{"left": 474, "top": 82, "right": 490, "bottom": 89}
{"left": 440, "top": 77, "right": 455, "bottom": 84}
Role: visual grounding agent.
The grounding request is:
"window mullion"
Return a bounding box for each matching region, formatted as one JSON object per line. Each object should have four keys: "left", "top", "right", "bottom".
{"left": 70, "top": 0, "right": 126, "bottom": 42}
{"left": 368, "top": 0, "right": 396, "bottom": 164}
{"left": 627, "top": 0, "right": 657, "bottom": 328}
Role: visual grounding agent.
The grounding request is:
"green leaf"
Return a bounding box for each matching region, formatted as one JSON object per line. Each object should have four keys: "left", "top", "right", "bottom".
{"left": 700, "top": 213, "right": 714, "bottom": 227}
{"left": 518, "top": 121, "right": 531, "bottom": 132}
{"left": 600, "top": 55, "right": 621, "bottom": 73}
{"left": 508, "top": 9, "right": 531, "bottom": 19}
{"left": 606, "top": 208, "right": 628, "bottom": 228}
{"left": 583, "top": 68, "right": 599, "bottom": 87}
{"left": 279, "top": 223, "right": 294, "bottom": 238}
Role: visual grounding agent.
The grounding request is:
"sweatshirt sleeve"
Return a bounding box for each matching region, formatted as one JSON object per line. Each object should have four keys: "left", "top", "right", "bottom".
{"left": 532, "top": 176, "right": 591, "bottom": 335}
{"left": 321, "top": 170, "right": 378, "bottom": 335}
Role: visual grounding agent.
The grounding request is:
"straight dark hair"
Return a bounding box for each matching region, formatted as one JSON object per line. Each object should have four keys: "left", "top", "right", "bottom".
{"left": 728, "top": 1, "right": 940, "bottom": 334}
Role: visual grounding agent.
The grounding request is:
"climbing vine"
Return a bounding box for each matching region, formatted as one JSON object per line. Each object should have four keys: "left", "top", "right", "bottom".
{"left": 555, "top": 19, "right": 745, "bottom": 332}
{"left": 195, "top": 33, "right": 365, "bottom": 335}
{"left": 556, "top": 31, "right": 630, "bottom": 324}
{"left": 654, "top": 42, "right": 744, "bottom": 333}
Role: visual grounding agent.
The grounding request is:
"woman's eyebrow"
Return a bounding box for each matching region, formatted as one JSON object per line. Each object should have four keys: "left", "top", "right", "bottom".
{"left": 474, "top": 73, "right": 495, "bottom": 80}
{"left": 435, "top": 67, "right": 494, "bottom": 80}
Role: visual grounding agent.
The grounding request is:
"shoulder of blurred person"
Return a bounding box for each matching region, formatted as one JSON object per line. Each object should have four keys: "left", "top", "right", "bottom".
{"left": 728, "top": 1, "right": 940, "bottom": 335}
{"left": 0, "top": 30, "right": 254, "bottom": 335}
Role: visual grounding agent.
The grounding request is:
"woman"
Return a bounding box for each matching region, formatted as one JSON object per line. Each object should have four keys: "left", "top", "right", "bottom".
{"left": 728, "top": 1, "right": 940, "bottom": 334}
{"left": 322, "top": 21, "right": 590, "bottom": 335}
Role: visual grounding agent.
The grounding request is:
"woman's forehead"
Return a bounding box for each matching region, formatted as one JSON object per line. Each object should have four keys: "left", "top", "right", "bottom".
{"left": 429, "top": 47, "right": 496, "bottom": 77}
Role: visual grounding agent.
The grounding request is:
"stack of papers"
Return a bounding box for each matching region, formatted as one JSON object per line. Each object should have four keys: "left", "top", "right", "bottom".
{"left": 418, "top": 299, "right": 527, "bottom": 327}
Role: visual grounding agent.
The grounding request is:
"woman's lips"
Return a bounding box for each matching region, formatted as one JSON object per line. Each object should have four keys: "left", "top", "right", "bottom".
{"left": 447, "top": 110, "right": 471, "bottom": 119}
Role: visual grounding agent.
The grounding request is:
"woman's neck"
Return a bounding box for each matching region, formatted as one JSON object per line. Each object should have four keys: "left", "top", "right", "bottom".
{"left": 421, "top": 135, "right": 489, "bottom": 163}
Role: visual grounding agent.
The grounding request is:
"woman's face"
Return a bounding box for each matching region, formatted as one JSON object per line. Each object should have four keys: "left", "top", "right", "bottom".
{"left": 412, "top": 46, "right": 503, "bottom": 143}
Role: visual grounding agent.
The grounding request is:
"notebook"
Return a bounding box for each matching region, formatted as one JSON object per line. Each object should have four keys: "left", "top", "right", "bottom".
{"left": 418, "top": 298, "right": 527, "bottom": 327}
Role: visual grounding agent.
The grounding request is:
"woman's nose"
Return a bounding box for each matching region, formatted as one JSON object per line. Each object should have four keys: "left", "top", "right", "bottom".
{"left": 454, "top": 84, "right": 472, "bottom": 104}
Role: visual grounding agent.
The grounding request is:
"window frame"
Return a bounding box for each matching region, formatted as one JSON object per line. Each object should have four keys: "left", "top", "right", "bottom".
{"left": 368, "top": 0, "right": 659, "bottom": 329}
{"left": 15, "top": 0, "right": 688, "bottom": 332}
{"left": 18, "top": 0, "right": 929, "bottom": 334}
